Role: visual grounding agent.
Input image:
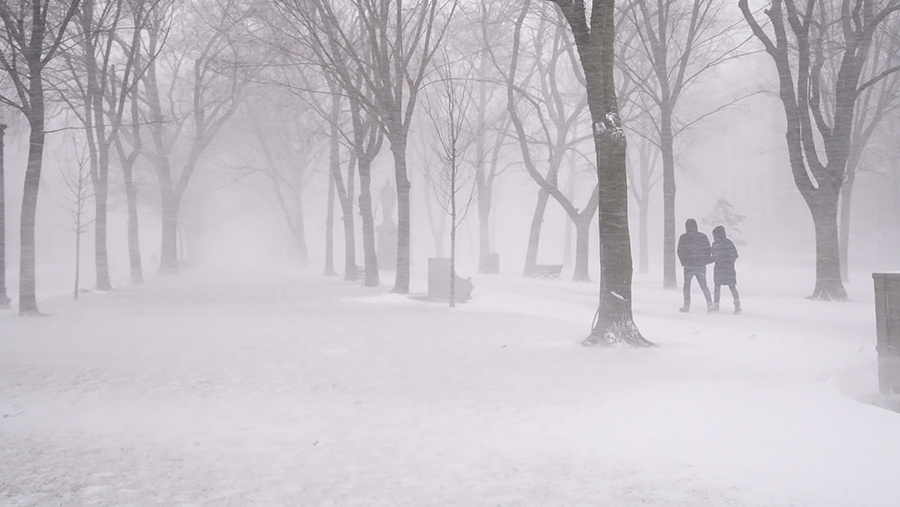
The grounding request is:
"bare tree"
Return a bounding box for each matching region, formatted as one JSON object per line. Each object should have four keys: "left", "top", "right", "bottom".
{"left": 618, "top": 0, "right": 752, "bottom": 289}
{"left": 545, "top": 0, "right": 653, "bottom": 346}
{"left": 109, "top": 0, "right": 158, "bottom": 285}
{"left": 60, "top": 146, "right": 94, "bottom": 300}
{"left": 500, "top": 3, "right": 598, "bottom": 281}
{"left": 836, "top": 13, "right": 900, "bottom": 280}
{"left": 472, "top": 0, "right": 516, "bottom": 274}
{"left": 113, "top": 52, "right": 147, "bottom": 284}
{"left": 278, "top": 0, "right": 457, "bottom": 294}
{"left": 271, "top": 2, "right": 385, "bottom": 285}
{"left": 740, "top": 0, "right": 900, "bottom": 300}
{"left": 141, "top": 0, "right": 251, "bottom": 273}
{"left": 239, "top": 91, "right": 321, "bottom": 268}
{"left": 615, "top": 14, "right": 660, "bottom": 276}
{"left": 0, "top": 0, "right": 81, "bottom": 315}
{"left": 422, "top": 53, "right": 480, "bottom": 307}
{"left": 626, "top": 133, "right": 661, "bottom": 274}
{"left": 58, "top": 0, "right": 154, "bottom": 291}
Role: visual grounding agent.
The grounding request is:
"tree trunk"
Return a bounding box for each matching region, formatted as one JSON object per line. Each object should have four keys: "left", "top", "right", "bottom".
{"left": 563, "top": 169, "right": 577, "bottom": 269}
{"left": 475, "top": 56, "right": 493, "bottom": 274}
{"left": 293, "top": 188, "right": 309, "bottom": 268}
{"left": 358, "top": 157, "right": 379, "bottom": 287}
{"left": 123, "top": 160, "right": 143, "bottom": 284}
{"left": 661, "top": 105, "right": 676, "bottom": 289}
{"left": 337, "top": 159, "right": 358, "bottom": 282}
{"left": 19, "top": 113, "right": 44, "bottom": 315}
{"left": 638, "top": 197, "right": 649, "bottom": 274}
{"left": 0, "top": 124, "right": 9, "bottom": 308}
{"left": 450, "top": 175, "right": 457, "bottom": 308}
{"left": 477, "top": 190, "right": 491, "bottom": 272}
{"left": 93, "top": 142, "right": 112, "bottom": 290}
{"left": 81, "top": 0, "right": 112, "bottom": 292}
{"left": 838, "top": 171, "right": 855, "bottom": 282}
{"left": 389, "top": 138, "right": 411, "bottom": 294}
{"left": 810, "top": 193, "right": 847, "bottom": 301}
{"left": 159, "top": 192, "right": 179, "bottom": 274}
{"left": 74, "top": 222, "right": 81, "bottom": 300}
{"left": 324, "top": 166, "right": 336, "bottom": 276}
{"left": 424, "top": 188, "right": 447, "bottom": 257}
{"left": 549, "top": 0, "right": 650, "bottom": 346}
{"left": 572, "top": 216, "right": 592, "bottom": 281}
{"left": 342, "top": 206, "right": 357, "bottom": 281}
{"left": 523, "top": 189, "right": 550, "bottom": 275}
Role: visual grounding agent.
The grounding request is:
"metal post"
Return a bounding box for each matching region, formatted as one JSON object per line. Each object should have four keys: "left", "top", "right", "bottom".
{"left": 0, "top": 124, "right": 9, "bottom": 308}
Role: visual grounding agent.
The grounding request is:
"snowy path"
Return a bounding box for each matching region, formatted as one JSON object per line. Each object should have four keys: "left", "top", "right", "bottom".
{"left": 1, "top": 269, "right": 899, "bottom": 505}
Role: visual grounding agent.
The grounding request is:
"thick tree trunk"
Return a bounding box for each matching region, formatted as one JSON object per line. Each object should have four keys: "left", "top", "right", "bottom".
{"left": 338, "top": 155, "right": 358, "bottom": 282}
{"left": 389, "top": 138, "right": 411, "bottom": 294}
{"left": 838, "top": 172, "right": 854, "bottom": 282}
{"left": 572, "top": 217, "right": 592, "bottom": 281}
{"left": 123, "top": 167, "right": 143, "bottom": 284}
{"left": 159, "top": 193, "right": 179, "bottom": 274}
{"left": 324, "top": 167, "right": 336, "bottom": 276}
{"left": 342, "top": 207, "right": 357, "bottom": 281}
{"left": 661, "top": 106, "right": 677, "bottom": 289}
{"left": 118, "top": 77, "right": 144, "bottom": 285}
{"left": 93, "top": 143, "right": 112, "bottom": 290}
{"left": 564, "top": 212, "right": 573, "bottom": 268}
{"left": 550, "top": 0, "right": 650, "bottom": 346}
{"left": 475, "top": 57, "right": 494, "bottom": 275}
{"left": 477, "top": 197, "right": 491, "bottom": 272}
{"left": 424, "top": 192, "right": 447, "bottom": 257}
{"left": 523, "top": 189, "right": 550, "bottom": 275}
{"left": 19, "top": 114, "right": 44, "bottom": 315}
{"left": 585, "top": 121, "right": 651, "bottom": 345}
{"left": 80, "top": 0, "right": 113, "bottom": 292}
{"left": 358, "top": 157, "right": 379, "bottom": 287}
{"left": 293, "top": 189, "right": 309, "bottom": 268}
{"left": 638, "top": 198, "right": 649, "bottom": 274}
{"left": 810, "top": 194, "right": 847, "bottom": 301}
{"left": 0, "top": 124, "right": 9, "bottom": 308}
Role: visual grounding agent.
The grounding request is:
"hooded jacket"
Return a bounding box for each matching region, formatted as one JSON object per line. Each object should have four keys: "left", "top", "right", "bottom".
{"left": 677, "top": 219, "right": 712, "bottom": 268}
{"left": 711, "top": 225, "right": 739, "bottom": 285}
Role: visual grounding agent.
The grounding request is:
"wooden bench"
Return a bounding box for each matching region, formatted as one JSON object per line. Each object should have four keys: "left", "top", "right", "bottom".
{"left": 527, "top": 264, "right": 563, "bottom": 279}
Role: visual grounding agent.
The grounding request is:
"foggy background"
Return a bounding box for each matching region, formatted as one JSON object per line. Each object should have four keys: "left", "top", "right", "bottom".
{"left": 0, "top": 0, "right": 897, "bottom": 301}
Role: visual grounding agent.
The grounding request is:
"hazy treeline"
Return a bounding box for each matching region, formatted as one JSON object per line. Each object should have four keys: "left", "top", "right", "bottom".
{"left": 0, "top": 0, "right": 898, "bottom": 317}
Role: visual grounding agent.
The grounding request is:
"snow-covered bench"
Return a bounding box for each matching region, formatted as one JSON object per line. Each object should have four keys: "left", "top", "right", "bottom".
{"left": 527, "top": 264, "right": 563, "bottom": 279}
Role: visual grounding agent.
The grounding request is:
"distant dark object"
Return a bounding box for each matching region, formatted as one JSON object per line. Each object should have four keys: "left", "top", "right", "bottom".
{"left": 427, "top": 258, "right": 473, "bottom": 302}
{"left": 526, "top": 264, "right": 563, "bottom": 279}
{"left": 484, "top": 252, "right": 500, "bottom": 274}
{"left": 874, "top": 273, "right": 900, "bottom": 395}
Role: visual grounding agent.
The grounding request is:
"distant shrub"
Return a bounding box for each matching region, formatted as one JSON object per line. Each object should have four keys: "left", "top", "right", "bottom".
{"left": 702, "top": 198, "right": 746, "bottom": 246}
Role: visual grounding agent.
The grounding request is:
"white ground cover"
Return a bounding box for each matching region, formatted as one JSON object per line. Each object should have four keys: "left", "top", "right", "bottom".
{"left": 1, "top": 265, "right": 898, "bottom": 506}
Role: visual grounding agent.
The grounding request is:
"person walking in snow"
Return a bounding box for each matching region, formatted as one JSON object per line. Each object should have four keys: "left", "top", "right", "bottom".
{"left": 711, "top": 225, "right": 741, "bottom": 314}
{"left": 677, "top": 218, "right": 714, "bottom": 313}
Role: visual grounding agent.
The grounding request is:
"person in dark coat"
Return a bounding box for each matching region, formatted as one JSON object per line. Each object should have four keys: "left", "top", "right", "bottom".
{"left": 711, "top": 225, "right": 741, "bottom": 314}
{"left": 677, "top": 218, "right": 713, "bottom": 313}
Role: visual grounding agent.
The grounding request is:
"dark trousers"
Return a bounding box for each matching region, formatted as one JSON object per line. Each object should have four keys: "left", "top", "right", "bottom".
{"left": 714, "top": 284, "right": 740, "bottom": 304}
{"left": 683, "top": 266, "right": 712, "bottom": 308}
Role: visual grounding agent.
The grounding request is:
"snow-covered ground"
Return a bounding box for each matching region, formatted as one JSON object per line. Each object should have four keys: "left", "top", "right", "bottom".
{"left": 1, "top": 265, "right": 898, "bottom": 505}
